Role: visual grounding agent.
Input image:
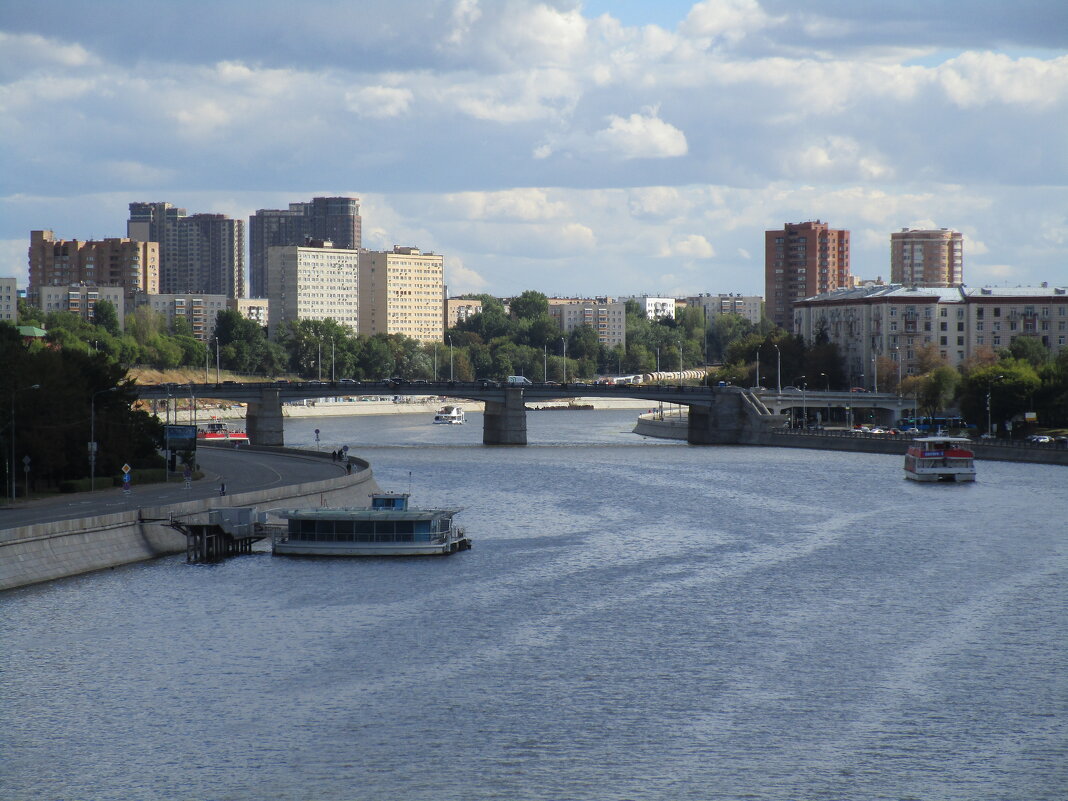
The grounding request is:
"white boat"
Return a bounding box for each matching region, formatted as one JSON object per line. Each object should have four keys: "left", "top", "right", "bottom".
{"left": 271, "top": 492, "right": 470, "bottom": 556}
{"left": 433, "top": 405, "right": 465, "bottom": 424}
{"left": 903, "top": 436, "right": 976, "bottom": 482}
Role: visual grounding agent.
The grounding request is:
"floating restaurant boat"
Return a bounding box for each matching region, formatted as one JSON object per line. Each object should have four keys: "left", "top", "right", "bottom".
{"left": 271, "top": 492, "right": 470, "bottom": 556}
{"left": 197, "top": 420, "right": 250, "bottom": 445}
{"left": 903, "top": 436, "right": 976, "bottom": 482}
{"left": 433, "top": 405, "right": 466, "bottom": 424}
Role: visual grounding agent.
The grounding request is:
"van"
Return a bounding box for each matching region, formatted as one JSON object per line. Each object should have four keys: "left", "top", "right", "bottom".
{"left": 507, "top": 376, "right": 533, "bottom": 385}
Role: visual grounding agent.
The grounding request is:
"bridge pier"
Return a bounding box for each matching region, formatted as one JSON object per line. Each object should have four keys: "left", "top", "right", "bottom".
{"left": 483, "top": 388, "right": 527, "bottom": 445}
{"left": 246, "top": 389, "right": 285, "bottom": 447}
{"left": 687, "top": 395, "right": 744, "bottom": 444}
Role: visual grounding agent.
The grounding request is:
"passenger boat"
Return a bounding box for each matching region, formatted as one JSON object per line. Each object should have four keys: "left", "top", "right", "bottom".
{"left": 433, "top": 405, "right": 465, "bottom": 424}
{"left": 197, "top": 420, "right": 250, "bottom": 445}
{"left": 271, "top": 492, "right": 470, "bottom": 556}
{"left": 903, "top": 436, "right": 976, "bottom": 482}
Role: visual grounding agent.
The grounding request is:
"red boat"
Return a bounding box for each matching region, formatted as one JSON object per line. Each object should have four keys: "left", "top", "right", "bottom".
{"left": 903, "top": 436, "right": 975, "bottom": 482}
{"left": 197, "top": 420, "right": 250, "bottom": 445}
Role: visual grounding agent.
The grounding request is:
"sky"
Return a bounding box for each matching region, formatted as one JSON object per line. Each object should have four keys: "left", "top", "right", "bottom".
{"left": 2, "top": 0, "right": 1067, "bottom": 298}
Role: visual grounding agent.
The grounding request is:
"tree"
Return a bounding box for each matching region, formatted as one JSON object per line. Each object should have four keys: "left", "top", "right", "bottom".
{"left": 910, "top": 366, "right": 961, "bottom": 420}
{"left": 1005, "top": 336, "right": 1051, "bottom": 367}
{"left": 92, "top": 300, "right": 121, "bottom": 336}
{"left": 509, "top": 290, "right": 549, "bottom": 321}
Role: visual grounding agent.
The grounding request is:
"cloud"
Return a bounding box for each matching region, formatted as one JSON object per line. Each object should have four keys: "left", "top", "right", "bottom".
{"left": 445, "top": 256, "right": 487, "bottom": 294}
{"left": 346, "top": 85, "right": 414, "bottom": 118}
{"left": 681, "top": 0, "right": 780, "bottom": 43}
{"left": 659, "top": 234, "right": 716, "bottom": 259}
{"left": 592, "top": 108, "right": 688, "bottom": 159}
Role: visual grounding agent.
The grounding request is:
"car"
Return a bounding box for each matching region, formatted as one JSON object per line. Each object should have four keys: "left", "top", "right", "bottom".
{"left": 903, "top": 427, "right": 921, "bottom": 434}
{"left": 850, "top": 387, "right": 870, "bottom": 392}
{"left": 477, "top": 379, "right": 499, "bottom": 388}
{"left": 386, "top": 377, "right": 407, "bottom": 386}
{"left": 338, "top": 378, "right": 358, "bottom": 385}
{"left": 1028, "top": 434, "right": 1053, "bottom": 444}
{"left": 781, "top": 386, "right": 802, "bottom": 393}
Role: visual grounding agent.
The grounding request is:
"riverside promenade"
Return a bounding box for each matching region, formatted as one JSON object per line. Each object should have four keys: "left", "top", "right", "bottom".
{"left": 633, "top": 412, "right": 1068, "bottom": 466}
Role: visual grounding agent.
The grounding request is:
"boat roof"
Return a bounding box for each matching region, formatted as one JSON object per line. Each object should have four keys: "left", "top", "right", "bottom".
{"left": 911, "top": 436, "right": 973, "bottom": 444}
{"left": 278, "top": 506, "right": 459, "bottom": 521}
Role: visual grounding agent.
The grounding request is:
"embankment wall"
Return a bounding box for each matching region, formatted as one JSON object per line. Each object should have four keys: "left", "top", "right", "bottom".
{"left": 0, "top": 452, "right": 378, "bottom": 592}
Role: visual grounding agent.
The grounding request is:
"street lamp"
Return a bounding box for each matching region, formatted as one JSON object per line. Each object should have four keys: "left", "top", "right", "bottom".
{"left": 986, "top": 374, "right": 1004, "bottom": 437}
{"left": 755, "top": 346, "right": 761, "bottom": 389}
{"left": 773, "top": 343, "right": 782, "bottom": 394}
{"left": 872, "top": 353, "right": 878, "bottom": 393}
{"left": 11, "top": 384, "right": 40, "bottom": 500}
{"left": 215, "top": 337, "right": 221, "bottom": 384}
{"left": 820, "top": 372, "right": 829, "bottom": 428}
{"left": 561, "top": 337, "right": 567, "bottom": 383}
{"left": 90, "top": 387, "right": 119, "bottom": 491}
{"left": 317, "top": 340, "right": 322, "bottom": 381}
{"left": 448, "top": 335, "right": 454, "bottom": 380}
{"left": 543, "top": 344, "right": 548, "bottom": 382}
{"left": 331, "top": 339, "right": 336, "bottom": 383}
{"left": 799, "top": 375, "right": 807, "bottom": 429}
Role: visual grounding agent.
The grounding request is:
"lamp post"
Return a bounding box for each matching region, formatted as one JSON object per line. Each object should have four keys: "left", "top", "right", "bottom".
{"left": 11, "top": 384, "right": 40, "bottom": 500}
{"left": 820, "top": 372, "right": 829, "bottom": 428}
{"left": 331, "top": 339, "right": 335, "bottom": 383}
{"left": 543, "top": 344, "right": 548, "bottom": 382}
{"left": 89, "top": 388, "right": 117, "bottom": 495}
{"left": 317, "top": 340, "right": 322, "bottom": 381}
{"left": 215, "top": 337, "right": 221, "bottom": 384}
{"left": 561, "top": 337, "right": 567, "bottom": 383}
{"left": 799, "top": 375, "right": 807, "bottom": 429}
{"left": 872, "top": 353, "right": 878, "bottom": 393}
{"left": 448, "top": 335, "right": 454, "bottom": 380}
{"left": 986, "top": 374, "right": 1004, "bottom": 437}
{"left": 755, "top": 346, "right": 761, "bottom": 389}
{"left": 433, "top": 343, "right": 438, "bottom": 382}
{"left": 773, "top": 343, "right": 781, "bottom": 394}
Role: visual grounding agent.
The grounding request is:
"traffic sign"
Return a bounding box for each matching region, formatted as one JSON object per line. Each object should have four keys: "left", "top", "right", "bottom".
{"left": 121, "top": 463, "right": 131, "bottom": 474}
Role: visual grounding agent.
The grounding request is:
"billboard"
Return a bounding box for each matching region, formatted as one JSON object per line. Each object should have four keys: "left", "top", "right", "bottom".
{"left": 165, "top": 425, "right": 198, "bottom": 452}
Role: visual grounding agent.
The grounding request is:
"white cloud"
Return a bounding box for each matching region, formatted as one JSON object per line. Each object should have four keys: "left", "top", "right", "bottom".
{"left": 346, "top": 85, "right": 414, "bottom": 118}
{"left": 442, "top": 189, "right": 569, "bottom": 222}
{"left": 445, "top": 256, "right": 487, "bottom": 294}
{"left": 660, "top": 234, "right": 716, "bottom": 259}
{"left": 593, "top": 109, "right": 688, "bottom": 159}
{"left": 681, "top": 0, "right": 779, "bottom": 43}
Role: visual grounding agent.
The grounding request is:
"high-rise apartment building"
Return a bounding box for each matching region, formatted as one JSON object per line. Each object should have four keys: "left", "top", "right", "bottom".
{"left": 446, "top": 297, "right": 483, "bottom": 329}
{"left": 132, "top": 292, "right": 229, "bottom": 342}
{"left": 176, "top": 213, "right": 244, "bottom": 298}
{"left": 765, "top": 220, "right": 850, "bottom": 330}
{"left": 618, "top": 295, "right": 676, "bottom": 320}
{"left": 249, "top": 197, "right": 362, "bottom": 298}
{"left": 890, "top": 228, "right": 963, "bottom": 287}
{"left": 128, "top": 201, "right": 186, "bottom": 293}
{"left": 128, "top": 202, "right": 244, "bottom": 297}
{"left": 38, "top": 284, "right": 127, "bottom": 327}
{"left": 28, "top": 230, "right": 159, "bottom": 301}
{"left": 359, "top": 247, "right": 444, "bottom": 344}
{"left": 266, "top": 242, "right": 360, "bottom": 339}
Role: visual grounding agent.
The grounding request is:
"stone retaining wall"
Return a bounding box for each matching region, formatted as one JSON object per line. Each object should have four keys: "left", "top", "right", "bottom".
{"left": 0, "top": 454, "right": 378, "bottom": 592}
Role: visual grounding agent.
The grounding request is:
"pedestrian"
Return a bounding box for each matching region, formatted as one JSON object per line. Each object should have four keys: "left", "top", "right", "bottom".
{"left": 346, "top": 462, "right": 352, "bottom": 475}
{"left": 219, "top": 480, "right": 226, "bottom": 497}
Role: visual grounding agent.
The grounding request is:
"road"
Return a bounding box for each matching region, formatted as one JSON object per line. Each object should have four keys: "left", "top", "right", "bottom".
{"left": 0, "top": 446, "right": 348, "bottom": 532}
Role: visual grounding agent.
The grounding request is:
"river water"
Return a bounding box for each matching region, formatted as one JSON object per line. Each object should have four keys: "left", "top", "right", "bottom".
{"left": 2, "top": 409, "right": 1066, "bottom": 800}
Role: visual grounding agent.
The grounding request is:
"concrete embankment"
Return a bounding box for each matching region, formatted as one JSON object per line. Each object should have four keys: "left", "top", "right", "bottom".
{"left": 633, "top": 412, "right": 1068, "bottom": 466}
{"left": 0, "top": 450, "right": 379, "bottom": 592}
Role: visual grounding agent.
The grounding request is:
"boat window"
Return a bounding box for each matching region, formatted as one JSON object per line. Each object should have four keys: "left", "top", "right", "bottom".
{"left": 375, "top": 521, "right": 396, "bottom": 536}
{"left": 335, "top": 521, "right": 354, "bottom": 535}
{"left": 353, "top": 521, "right": 374, "bottom": 535}
{"left": 395, "top": 521, "right": 414, "bottom": 535}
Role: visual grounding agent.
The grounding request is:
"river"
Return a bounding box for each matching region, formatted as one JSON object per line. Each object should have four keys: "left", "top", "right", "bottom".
{"left": 2, "top": 409, "right": 1066, "bottom": 800}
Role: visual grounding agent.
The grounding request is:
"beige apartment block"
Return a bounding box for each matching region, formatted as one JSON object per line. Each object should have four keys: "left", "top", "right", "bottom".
{"left": 267, "top": 243, "right": 360, "bottom": 339}
{"left": 132, "top": 292, "right": 229, "bottom": 342}
{"left": 890, "top": 228, "right": 963, "bottom": 287}
{"left": 0, "top": 277, "right": 16, "bottom": 323}
{"left": 28, "top": 230, "right": 159, "bottom": 301}
{"left": 233, "top": 297, "right": 269, "bottom": 328}
{"left": 548, "top": 299, "right": 627, "bottom": 347}
{"left": 794, "top": 284, "right": 1068, "bottom": 386}
{"left": 446, "top": 297, "right": 482, "bottom": 329}
{"left": 360, "top": 247, "right": 444, "bottom": 344}
{"left": 38, "top": 284, "right": 127, "bottom": 328}
{"left": 686, "top": 293, "right": 763, "bottom": 325}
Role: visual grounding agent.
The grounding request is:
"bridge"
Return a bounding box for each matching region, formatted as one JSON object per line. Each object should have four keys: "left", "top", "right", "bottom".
{"left": 136, "top": 381, "right": 914, "bottom": 446}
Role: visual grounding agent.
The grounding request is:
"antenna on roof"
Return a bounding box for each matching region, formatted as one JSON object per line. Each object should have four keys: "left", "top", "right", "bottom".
{"left": 408, "top": 471, "right": 412, "bottom": 496}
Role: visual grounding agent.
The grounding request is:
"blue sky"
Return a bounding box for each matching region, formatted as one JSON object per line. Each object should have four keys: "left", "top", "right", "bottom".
{"left": 2, "top": 0, "right": 1067, "bottom": 298}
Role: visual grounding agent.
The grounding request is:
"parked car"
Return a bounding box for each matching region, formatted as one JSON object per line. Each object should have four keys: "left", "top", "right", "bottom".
{"left": 1027, "top": 434, "right": 1053, "bottom": 444}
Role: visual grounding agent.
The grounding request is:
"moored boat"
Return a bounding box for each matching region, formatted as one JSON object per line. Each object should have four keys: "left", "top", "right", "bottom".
{"left": 197, "top": 420, "right": 250, "bottom": 445}
{"left": 433, "top": 405, "right": 465, "bottom": 424}
{"left": 271, "top": 492, "right": 470, "bottom": 556}
{"left": 904, "top": 436, "right": 976, "bottom": 482}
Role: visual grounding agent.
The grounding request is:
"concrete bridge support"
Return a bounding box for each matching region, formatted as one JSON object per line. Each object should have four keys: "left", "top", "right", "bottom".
{"left": 483, "top": 388, "right": 528, "bottom": 445}
{"left": 687, "top": 393, "right": 745, "bottom": 444}
{"left": 246, "top": 389, "right": 285, "bottom": 447}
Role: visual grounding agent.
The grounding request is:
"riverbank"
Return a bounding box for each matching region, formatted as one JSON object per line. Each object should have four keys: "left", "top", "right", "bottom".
{"left": 633, "top": 412, "right": 1068, "bottom": 466}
